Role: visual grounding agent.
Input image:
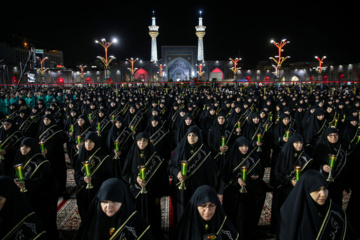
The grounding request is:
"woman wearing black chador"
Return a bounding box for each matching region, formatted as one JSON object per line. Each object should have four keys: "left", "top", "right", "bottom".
{"left": 75, "top": 178, "right": 154, "bottom": 240}
{"left": 279, "top": 170, "right": 356, "bottom": 240}
{"left": 171, "top": 185, "right": 239, "bottom": 240}
{"left": 221, "top": 136, "right": 265, "bottom": 240}
{"left": 312, "top": 127, "right": 349, "bottom": 207}
{"left": 271, "top": 134, "right": 313, "bottom": 236}
{"left": 168, "top": 126, "right": 216, "bottom": 225}
{"left": 74, "top": 131, "right": 112, "bottom": 221}
{"left": 121, "top": 132, "right": 168, "bottom": 239}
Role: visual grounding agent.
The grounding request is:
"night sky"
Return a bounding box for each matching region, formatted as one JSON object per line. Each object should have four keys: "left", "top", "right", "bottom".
{"left": 2, "top": 1, "right": 359, "bottom": 69}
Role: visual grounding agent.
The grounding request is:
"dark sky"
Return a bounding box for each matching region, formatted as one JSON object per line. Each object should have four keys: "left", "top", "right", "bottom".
{"left": 2, "top": 1, "right": 359, "bottom": 69}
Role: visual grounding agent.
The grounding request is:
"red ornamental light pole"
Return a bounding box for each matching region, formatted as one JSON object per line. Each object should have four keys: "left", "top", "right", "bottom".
{"left": 270, "top": 39, "right": 290, "bottom": 79}
{"left": 95, "top": 38, "right": 117, "bottom": 80}
{"left": 229, "top": 58, "right": 241, "bottom": 78}
{"left": 77, "top": 65, "right": 87, "bottom": 82}
{"left": 315, "top": 56, "right": 326, "bottom": 89}
{"left": 196, "top": 63, "right": 205, "bottom": 78}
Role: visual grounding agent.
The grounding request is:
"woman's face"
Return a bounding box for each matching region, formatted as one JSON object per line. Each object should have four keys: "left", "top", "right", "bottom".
{"left": 187, "top": 133, "right": 199, "bottom": 145}
{"left": 0, "top": 196, "right": 6, "bottom": 212}
{"left": 151, "top": 120, "right": 158, "bottom": 127}
{"left": 350, "top": 120, "right": 358, "bottom": 126}
{"left": 115, "top": 121, "right": 122, "bottom": 129}
{"left": 185, "top": 117, "right": 192, "bottom": 126}
{"left": 98, "top": 112, "right": 104, "bottom": 118}
{"left": 78, "top": 118, "right": 85, "bottom": 127}
{"left": 43, "top": 117, "right": 51, "bottom": 126}
{"left": 137, "top": 138, "right": 148, "bottom": 150}
{"left": 252, "top": 117, "right": 260, "bottom": 124}
{"left": 217, "top": 116, "right": 225, "bottom": 125}
{"left": 316, "top": 115, "right": 324, "bottom": 121}
{"left": 129, "top": 107, "right": 135, "bottom": 114}
{"left": 238, "top": 145, "right": 249, "bottom": 155}
{"left": 3, "top": 122, "right": 11, "bottom": 131}
{"left": 310, "top": 186, "right": 328, "bottom": 205}
{"left": 210, "top": 109, "right": 215, "bottom": 115}
{"left": 293, "top": 141, "right": 303, "bottom": 151}
{"left": 282, "top": 117, "right": 290, "bottom": 125}
{"left": 20, "top": 145, "right": 31, "bottom": 156}
{"left": 101, "top": 200, "right": 122, "bottom": 217}
{"left": 327, "top": 133, "right": 338, "bottom": 144}
{"left": 85, "top": 139, "right": 95, "bottom": 151}
{"left": 197, "top": 202, "right": 216, "bottom": 221}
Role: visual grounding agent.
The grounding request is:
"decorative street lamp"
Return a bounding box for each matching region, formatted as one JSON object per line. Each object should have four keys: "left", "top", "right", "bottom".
{"left": 77, "top": 65, "right": 87, "bottom": 82}
{"left": 269, "top": 39, "right": 290, "bottom": 79}
{"left": 37, "top": 56, "right": 48, "bottom": 83}
{"left": 229, "top": 57, "right": 241, "bottom": 79}
{"left": 126, "top": 58, "right": 139, "bottom": 81}
{"left": 315, "top": 56, "right": 327, "bottom": 89}
{"left": 95, "top": 38, "right": 117, "bottom": 81}
{"left": 196, "top": 63, "right": 205, "bottom": 79}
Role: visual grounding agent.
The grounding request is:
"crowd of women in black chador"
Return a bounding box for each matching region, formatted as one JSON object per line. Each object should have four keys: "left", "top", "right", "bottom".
{"left": 0, "top": 84, "right": 359, "bottom": 239}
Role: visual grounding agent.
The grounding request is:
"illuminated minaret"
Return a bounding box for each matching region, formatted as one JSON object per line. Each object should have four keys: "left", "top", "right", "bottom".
{"left": 148, "top": 11, "right": 159, "bottom": 62}
{"left": 195, "top": 11, "right": 206, "bottom": 62}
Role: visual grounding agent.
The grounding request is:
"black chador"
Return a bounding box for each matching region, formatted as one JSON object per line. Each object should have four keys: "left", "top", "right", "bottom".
{"left": 74, "top": 132, "right": 112, "bottom": 221}
{"left": 171, "top": 185, "right": 239, "bottom": 240}
{"left": 144, "top": 115, "right": 172, "bottom": 161}
{"left": 75, "top": 178, "right": 153, "bottom": 240}
{"left": 36, "top": 114, "right": 68, "bottom": 197}
{"left": 221, "top": 137, "right": 265, "bottom": 240}
{"left": 121, "top": 132, "right": 168, "bottom": 239}
{"left": 0, "top": 176, "right": 46, "bottom": 240}
{"left": 271, "top": 134, "right": 313, "bottom": 235}
{"left": 106, "top": 115, "right": 133, "bottom": 178}
{"left": 69, "top": 115, "right": 95, "bottom": 167}
{"left": 279, "top": 170, "right": 356, "bottom": 240}
{"left": 168, "top": 126, "right": 216, "bottom": 224}
{"left": 174, "top": 112, "right": 196, "bottom": 145}
{"left": 124, "top": 104, "right": 144, "bottom": 133}
{"left": 18, "top": 107, "right": 42, "bottom": 138}
{"left": 341, "top": 116, "right": 360, "bottom": 237}
{"left": 312, "top": 128, "right": 349, "bottom": 207}
{"left": 12, "top": 137, "right": 58, "bottom": 239}
{"left": 207, "top": 112, "right": 236, "bottom": 193}
{"left": 0, "top": 118, "right": 25, "bottom": 176}
{"left": 302, "top": 108, "right": 329, "bottom": 152}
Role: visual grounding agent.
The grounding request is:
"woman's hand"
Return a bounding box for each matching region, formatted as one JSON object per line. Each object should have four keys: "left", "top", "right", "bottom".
{"left": 323, "top": 164, "right": 331, "bottom": 173}
{"left": 84, "top": 176, "right": 92, "bottom": 184}
{"left": 219, "top": 146, "right": 229, "bottom": 153}
{"left": 14, "top": 179, "right": 26, "bottom": 189}
{"left": 238, "top": 178, "right": 246, "bottom": 187}
{"left": 137, "top": 176, "right": 146, "bottom": 188}
{"left": 41, "top": 148, "right": 47, "bottom": 155}
{"left": 114, "top": 149, "right": 121, "bottom": 157}
{"left": 177, "top": 171, "right": 186, "bottom": 182}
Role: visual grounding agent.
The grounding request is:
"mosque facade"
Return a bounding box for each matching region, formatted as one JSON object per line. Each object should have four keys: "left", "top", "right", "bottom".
{"left": 1, "top": 13, "right": 360, "bottom": 86}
